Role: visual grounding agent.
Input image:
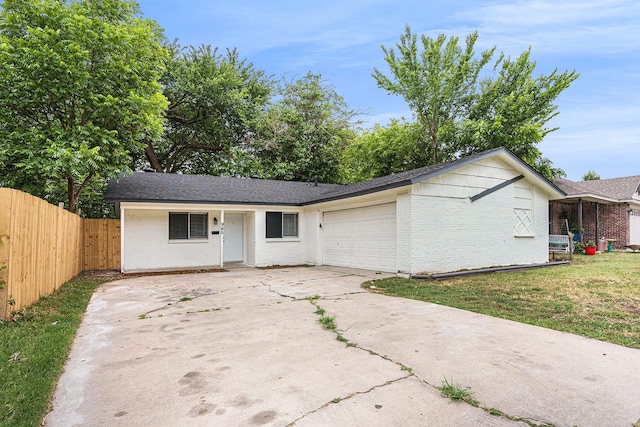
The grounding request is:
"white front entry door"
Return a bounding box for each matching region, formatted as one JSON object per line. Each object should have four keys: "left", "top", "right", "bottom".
{"left": 223, "top": 213, "right": 244, "bottom": 262}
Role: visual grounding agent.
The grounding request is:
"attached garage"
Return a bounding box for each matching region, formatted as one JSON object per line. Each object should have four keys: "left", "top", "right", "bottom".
{"left": 322, "top": 203, "right": 396, "bottom": 272}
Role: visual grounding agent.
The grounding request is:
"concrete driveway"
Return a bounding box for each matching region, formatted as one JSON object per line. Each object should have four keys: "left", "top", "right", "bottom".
{"left": 45, "top": 266, "right": 640, "bottom": 427}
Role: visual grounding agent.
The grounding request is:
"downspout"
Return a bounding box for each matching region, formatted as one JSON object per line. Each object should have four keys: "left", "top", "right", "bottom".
{"left": 578, "top": 199, "right": 583, "bottom": 243}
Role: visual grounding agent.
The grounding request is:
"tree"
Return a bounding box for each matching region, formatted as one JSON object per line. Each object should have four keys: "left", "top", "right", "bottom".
{"left": 255, "top": 72, "right": 359, "bottom": 183}
{"left": 373, "top": 25, "right": 577, "bottom": 178}
{"left": 373, "top": 26, "right": 494, "bottom": 164}
{"left": 582, "top": 170, "right": 600, "bottom": 181}
{"left": 340, "top": 120, "right": 426, "bottom": 183}
{"left": 455, "top": 49, "right": 578, "bottom": 175}
{"left": 0, "top": 0, "right": 167, "bottom": 214}
{"left": 142, "top": 43, "right": 273, "bottom": 174}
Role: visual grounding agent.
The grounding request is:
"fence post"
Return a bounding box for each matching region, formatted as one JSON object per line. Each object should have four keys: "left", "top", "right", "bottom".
{"left": 0, "top": 189, "right": 13, "bottom": 319}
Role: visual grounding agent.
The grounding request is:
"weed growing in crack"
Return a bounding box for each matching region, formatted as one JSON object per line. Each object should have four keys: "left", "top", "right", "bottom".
{"left": 438, "top": 377, "right": 479, "bottom": 406}
{"left": 336, "top": 333, "right": 357, "bottom": 347}
{"left": 305, "top": 294, "right": 320, "bottom": 301}
{"left": 138, "top": 314, "right": 147, "bottom": 319}
{"left": 401, "top": 365, "right": 413, "bottom": 374}
{"left": 330, "top": 397, "right": 341, "bottom": 404}
{"left": 317, "top": 315, "right": 336, "bottom": 330}
{"left": 314, "top": 307, "right": 326, "bottom": 315}
{"left": 178, "top": 297, "right": 193, "bottom": 302}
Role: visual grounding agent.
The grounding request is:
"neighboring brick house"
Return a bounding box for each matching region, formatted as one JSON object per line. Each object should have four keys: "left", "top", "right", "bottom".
{"left": 551, "top": 176, "right": 640, "bottom": 249}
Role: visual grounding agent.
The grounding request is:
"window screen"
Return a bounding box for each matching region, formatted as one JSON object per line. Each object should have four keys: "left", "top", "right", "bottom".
{"left": 266, "top": 212, "right": 298, "bottom": 238}
{"left": 169, "top": 213, "right": 189, "bottom": 239}
{"left": 189, "top": 213, "right": 208, "bottom": 238}
{"left": 266, "top": 212, "right": 282, "bottom": 238}
{"left": 283, "top": 213, "right": 298, "bottom": 237}
{"left": 169, "top": 212, "right": 208, "bottom": 240}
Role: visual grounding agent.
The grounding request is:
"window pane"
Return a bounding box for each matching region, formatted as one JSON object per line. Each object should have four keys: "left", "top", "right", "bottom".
{"left": 266, "top": 212, "right": 282, "bottom": 238}
{"left": 283, "top": 213, "right": 298, "bottom": 237}
{"left": 169, "top": 213, "right": 188, "bottom": 239}
{"left": 190, "top": 213, "right": 208, "bottom": 239}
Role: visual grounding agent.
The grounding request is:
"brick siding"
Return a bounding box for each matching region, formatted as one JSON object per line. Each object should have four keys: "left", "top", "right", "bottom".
{"left": 550, "top": 201, "right": 630, "bottom": 249}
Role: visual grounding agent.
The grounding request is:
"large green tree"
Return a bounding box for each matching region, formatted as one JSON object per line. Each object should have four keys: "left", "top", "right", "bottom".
{"left": 372, "top": 25, "right": 577, "bottom": 178}
{"left": 373, "top": 26, "right": 494, "bottom": 165}
{"left": 341, "top": 120, "right": 425, "bottom": 183}
{"left": 0, "top": 0, "right": 167, "bottom": 214}
{"left": 456, "top": 49, "right": 578, "bottom": 169}
{"left": 143, "top": 43, "right": 273, "bottom": 175}
{"left": 255, "top": 72, "right": 359, "bottom": 183}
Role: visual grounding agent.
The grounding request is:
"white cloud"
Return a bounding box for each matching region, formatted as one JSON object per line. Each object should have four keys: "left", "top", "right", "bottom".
{"left": 451, "top": 0, "right": 640, "bottom": 54}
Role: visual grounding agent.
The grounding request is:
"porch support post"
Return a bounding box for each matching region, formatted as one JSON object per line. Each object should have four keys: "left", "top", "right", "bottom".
{"left": 578, "top": 198, "right": 583, "bottom": 243}
{"left": 595, "top": 203, "right": 599, "bottom": 244}
{"left": 220, "top": 210, "right": 225, "bottom": 268}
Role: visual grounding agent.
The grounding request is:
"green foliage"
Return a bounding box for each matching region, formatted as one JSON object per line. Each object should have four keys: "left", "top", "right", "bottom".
{"left": 582, "top": 170, "right": 601, "bottom": 181}
{"left": 373, "top": 26, "right": 494, "bottom": 165}
{"left": 456, "top": 48, "right": 578, "bottom": 177}
{"left": 341, "top": 120, "right": 426, "bottom": 183}
{"left": 317, "top": 315, "right": 337, "bottom": 330}
{"left": 143, "top": 43, "right": 273, "bottom": 175}
{"left": 438, "top": 377, "right": 478, "bottom": 405}
{"left": 372, "top": 25, "right": 577, "bottom": 179}
{"left": 256, "top": 72, "right": 359, "bottom": 183}
{"left": 0, "top": 0, "right": 168, "bottom": 214}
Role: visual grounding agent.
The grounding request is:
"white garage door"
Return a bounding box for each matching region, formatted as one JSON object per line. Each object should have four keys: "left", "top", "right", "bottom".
{"left": 322, "top": 203, "right": 396, "bottom": 272}
{"left": 630, "top": 210, "right": 640, "bottom": 245}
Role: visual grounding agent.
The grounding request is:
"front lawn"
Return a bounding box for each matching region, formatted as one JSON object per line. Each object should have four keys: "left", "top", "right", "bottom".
{"left": 366, "top": 252, "right": 640, "bottom": 349}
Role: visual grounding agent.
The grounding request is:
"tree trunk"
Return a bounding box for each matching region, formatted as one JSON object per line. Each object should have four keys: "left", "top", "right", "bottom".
{"left": 67, "top": 176, "right": 77, "bottom": 213}
{"left": 145, "top": 140, "right": 165, "bottom": 172}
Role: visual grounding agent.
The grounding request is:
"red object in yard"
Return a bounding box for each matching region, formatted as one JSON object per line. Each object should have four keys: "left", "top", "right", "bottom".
{"left": 585, "top": 246, "right": 597, "bottom": 255}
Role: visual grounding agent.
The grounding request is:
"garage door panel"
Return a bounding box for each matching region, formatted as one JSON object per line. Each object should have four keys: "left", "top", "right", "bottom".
{"left": 631, "top": 211, "right": 640, "bottom": 245}
{"left": 322, "top": 203, "right": 396, "bottom": 272}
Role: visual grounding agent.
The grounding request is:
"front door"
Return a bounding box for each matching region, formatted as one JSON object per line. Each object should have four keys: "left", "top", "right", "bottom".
{"left": 223, "top": 213, "right": 244, "bottom": 262}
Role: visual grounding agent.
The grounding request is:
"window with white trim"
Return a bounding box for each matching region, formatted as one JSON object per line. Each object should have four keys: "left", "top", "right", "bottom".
{"left": 266, "top": 212, "right": 298, "bottom": 238}
{"left": 169, "top": 212, "right": 208, "bottom": 240}
{"left": 514, "top": 183, "right": 534, "bottom": 236}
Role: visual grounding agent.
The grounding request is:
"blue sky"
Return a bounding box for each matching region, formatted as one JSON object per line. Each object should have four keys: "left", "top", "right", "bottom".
{"left": 136, "top": 0, "right": 640, "bottom": 181}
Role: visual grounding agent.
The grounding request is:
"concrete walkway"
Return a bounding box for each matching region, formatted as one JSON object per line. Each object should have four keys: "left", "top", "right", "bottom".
{"left": 45, "top": 266, "right": 640, "bottom": 427}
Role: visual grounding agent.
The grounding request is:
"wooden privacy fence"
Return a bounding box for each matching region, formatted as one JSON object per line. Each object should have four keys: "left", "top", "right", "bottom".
{"left": 0, "top": 188, "right": 120, "bottom": 319}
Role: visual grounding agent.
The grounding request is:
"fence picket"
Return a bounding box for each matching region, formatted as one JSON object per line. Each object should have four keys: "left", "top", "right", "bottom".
{"left": 0, "top": 188, "right": 120, "bottom": 318}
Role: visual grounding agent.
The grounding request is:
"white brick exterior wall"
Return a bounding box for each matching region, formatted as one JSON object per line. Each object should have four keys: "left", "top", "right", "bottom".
{"left": 122, "top": 208, "right": 221, "bottom": 272}
{"left": 252, "top": 208, "right": 308, "bottom": 267}
{"left": 407, "top": 158, "right": 550, "bottom": 274}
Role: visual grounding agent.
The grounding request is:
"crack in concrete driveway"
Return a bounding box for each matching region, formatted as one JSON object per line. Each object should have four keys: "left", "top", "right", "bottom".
{"left": 45, "top": 266, "right": 640, "bottom": 427}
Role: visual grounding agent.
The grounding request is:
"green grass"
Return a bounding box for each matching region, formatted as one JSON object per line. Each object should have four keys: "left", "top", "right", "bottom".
{"left": 366, "top": 252, "right": 640, "bottom": 349}
{"left": 0, "top": 274, "right": 114, "bottom": 427}
{"left": 437, "top": 377, "right": 478, "bottom": 406}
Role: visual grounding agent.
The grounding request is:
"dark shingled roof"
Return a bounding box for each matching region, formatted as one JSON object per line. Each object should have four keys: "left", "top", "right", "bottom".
{"left": 106, "top": 147, "right": 561, "bottom": 206}
{"left": 555, "top": 176, "right": 640, "bottom": 202}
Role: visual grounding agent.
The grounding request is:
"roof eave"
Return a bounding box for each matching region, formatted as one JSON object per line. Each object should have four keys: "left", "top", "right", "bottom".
{"left": 301, "top": 180, "right": 412, "bottom": 206}
{"left": 409, "top": 147, "right": 566, "bottom": 199}
{"left": 108, "top": 198, "right": 302, "bottom": 207}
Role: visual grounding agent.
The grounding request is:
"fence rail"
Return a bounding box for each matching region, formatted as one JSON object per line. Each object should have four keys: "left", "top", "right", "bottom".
{"left": 0, "top": 188, "right": 120, "bottom": 318}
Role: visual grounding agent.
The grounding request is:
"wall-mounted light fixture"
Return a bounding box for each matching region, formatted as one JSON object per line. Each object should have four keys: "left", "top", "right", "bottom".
{"left": 213, "top": 217, "right": 218, "bottom": 225}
